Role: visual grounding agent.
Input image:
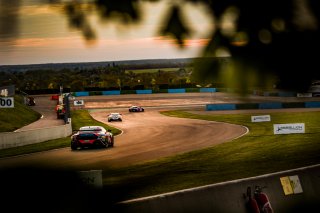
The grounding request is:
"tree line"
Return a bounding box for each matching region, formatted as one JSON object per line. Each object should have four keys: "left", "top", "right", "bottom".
{"left": 0, "top": 64, "right": 202, "bottom": 94}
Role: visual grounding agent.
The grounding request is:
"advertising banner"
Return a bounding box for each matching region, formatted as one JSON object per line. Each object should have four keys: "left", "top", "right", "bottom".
{"left": 273, "top": 123, "right": 305, "bottom": 134}
{"left": 251, "top": 115, "right": 271, "bottom": 122}
{"left": 0, "top": 97, "right": 14, "bottom": 108}
{"left": 280, "top": 175, "right": 303, "bottom": 195}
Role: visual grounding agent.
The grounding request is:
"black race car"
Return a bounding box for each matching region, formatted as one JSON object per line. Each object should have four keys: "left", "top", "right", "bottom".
{"left": 129, "top": 105, "right": 144, "bottom": 112}
{"left": 70, "top": 126, "right": 114, "bottom": 150}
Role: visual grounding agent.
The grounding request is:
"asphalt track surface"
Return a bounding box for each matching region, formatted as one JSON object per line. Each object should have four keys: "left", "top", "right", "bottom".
{"left": 1, "top": 93, "right": 319, "bottom": 171}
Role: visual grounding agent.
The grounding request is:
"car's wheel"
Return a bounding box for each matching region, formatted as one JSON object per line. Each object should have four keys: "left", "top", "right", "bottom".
{"left": 71, "top": 143, "right": 77, "bottom": 150}
{"left": 93, "top": 142, "right": 101, "bottom": 148}
{"left": 110, "top": 137, "right": 114, "bottom": 147}
{"left": 119, "top": 118, "right": 122, "bottom": 121}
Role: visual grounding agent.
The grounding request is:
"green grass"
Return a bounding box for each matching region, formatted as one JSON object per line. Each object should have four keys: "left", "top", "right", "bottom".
{"left": 0, "top": 109, "right": 121, "bottom": 158}
{"left": 1, "top": 108, "right": 320, "bottom": 204}
{"left": 0, "top": 95, "right": 41, "bottom": 132}
{"left": 101, "top": 110, "right": 320, "bottom": 202}
{"left": 71, "top": 110, "right": 121, "bottom": 135}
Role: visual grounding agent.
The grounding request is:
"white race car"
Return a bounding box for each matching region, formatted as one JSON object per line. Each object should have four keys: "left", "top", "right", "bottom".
{"left": 108, "top": 112, "right": 122, "bottom": 122}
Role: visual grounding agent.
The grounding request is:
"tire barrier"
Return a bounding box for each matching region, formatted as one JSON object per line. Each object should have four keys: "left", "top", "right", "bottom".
{"left": 168, "top": 88, "right": 186, "bottom": 93}
{"left": 305, "top": 101, "right": 320, "bottom": 108}
{"left": 102, "top": 90, "right": 121, "bottom": 95}
{"left": 206, "top": 104, "right": 237, "bottom": 111}
{"left": 72, "top": 88, "right": 219, "bottom": 96}
{"left": 253, "top": 90, "right": 297, "bottom": 97}
{"left": 136, "top": 90, "right": 152, "bottom": 94}
{"left": 259, "top": 102, "right": 283, "bottom": 109}
{"left": 206, "top": 102, "right": 320, "bottom": 111}
{"left": 74, "top": 91, "right": 89, "bottom": 97}
{"left": 200, "top": 88, "right": 217, "bottom": 93}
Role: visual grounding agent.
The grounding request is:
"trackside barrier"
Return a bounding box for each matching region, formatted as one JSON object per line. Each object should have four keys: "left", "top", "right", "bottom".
{"left": 0, "top": 123, "right": 72, "bottom": 150}
{"left": 253, "top": 90, "right": 297, "bottom": 97}
{"left": 168, "top": 88, "right": 186, "bottom": 93}
{"left": 259, "top": 102, "right": 283, "bottom": 109}
{"left": 200, "top": 88, "right": 217, "bottom": 93}
{"left": 305, "top": 101, "right": 320, "bottom": 108}
{"left": 75, "top": 91, "right": 89, "bottom": 97}
{"left": 116, "top": 164, "right": 320, "bottom": 213}
{"left": 136, "top": 90, "right": 152, "bottom": 94}
{"left": 278, "top": 92, "right": 296, "bottom": 97}
{"left": 102, "top": 90, "right": 121, "bottom": 95}
{"left": 206, "top": 104, "right": 236, "bottom": 111}
{"left": 206, "top": 101, "right": 320, "bottom": 111}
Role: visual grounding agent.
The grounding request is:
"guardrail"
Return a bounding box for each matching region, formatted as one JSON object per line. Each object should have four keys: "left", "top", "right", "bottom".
{"left": 0, "top": 123, "right": 72, "bottom": 150}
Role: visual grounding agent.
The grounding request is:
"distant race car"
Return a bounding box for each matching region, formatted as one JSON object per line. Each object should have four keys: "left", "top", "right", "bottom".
{"left": 26, "top": 96, "right": 36, "bottom": 106}
{"left": 129, "top": 105, "right": 144, "bottom": 112}
{"left": 108, "top": 112, "right": 122, "bottom": 122}
{"left": 70, "top": 126, "right": 114, "bottom": 150}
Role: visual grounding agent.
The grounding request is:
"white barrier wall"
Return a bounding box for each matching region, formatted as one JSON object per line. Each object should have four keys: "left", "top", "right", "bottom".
{"left": 117, "top": 164, "right": 320, "bottom": 213}
{"left": 0, "top": 123, "right": 72, "bottom": 149}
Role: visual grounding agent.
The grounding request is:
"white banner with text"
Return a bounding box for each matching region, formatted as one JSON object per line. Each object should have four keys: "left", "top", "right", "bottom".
{"left": 251, "top": 115, "right": 271, "bottom": 122}
{"left": 274, "top": 123, "right": 305, "bottom": 135}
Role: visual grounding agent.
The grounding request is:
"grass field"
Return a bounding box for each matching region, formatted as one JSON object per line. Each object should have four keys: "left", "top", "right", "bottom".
{"left": 0, "top": 95, "right": 41, "bottom": 132}
{"left": 102, "top": 110, "right": 320, "bottom": 202}
{"left": 1, "top": 108, "right": 320, "bottom": 203}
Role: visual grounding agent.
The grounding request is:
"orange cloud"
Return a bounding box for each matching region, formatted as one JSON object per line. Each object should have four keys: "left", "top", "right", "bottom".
{"left": 153, "top": 36, "right": 210, "bottom": 47}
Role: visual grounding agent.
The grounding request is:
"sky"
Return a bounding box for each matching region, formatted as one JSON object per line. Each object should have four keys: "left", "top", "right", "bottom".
{"left": 0, "top": 0, "right": 215, "bottom": 65}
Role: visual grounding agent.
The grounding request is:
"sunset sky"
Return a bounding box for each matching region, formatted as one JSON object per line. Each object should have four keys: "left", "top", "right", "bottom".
{"left": 0, "top": 0, "right": 214, "bottom": 65}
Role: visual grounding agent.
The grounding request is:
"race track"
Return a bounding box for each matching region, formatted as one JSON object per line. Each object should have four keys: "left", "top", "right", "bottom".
{"left": 0, "top": 93, "right": 248, "bottom": 171}
{"left": 3, "top": 92, "right": 317, "bottom": 171}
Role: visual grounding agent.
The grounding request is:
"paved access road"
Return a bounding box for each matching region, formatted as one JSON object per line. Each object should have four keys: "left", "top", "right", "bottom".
{"left": 16, "top": 95, "right": 65, "bottom": 131}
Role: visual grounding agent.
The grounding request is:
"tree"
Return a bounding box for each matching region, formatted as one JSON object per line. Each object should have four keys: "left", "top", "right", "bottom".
{"left": 2, "top": 0, "right": 320, "bottom": 92}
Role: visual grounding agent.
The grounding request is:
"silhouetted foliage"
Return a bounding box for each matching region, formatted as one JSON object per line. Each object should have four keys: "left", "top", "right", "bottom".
{"left": 1, "top": 0, "right": 320, "bottom": 92}
{"left": 53, "top": 0, "right": 320, "bottom": 92}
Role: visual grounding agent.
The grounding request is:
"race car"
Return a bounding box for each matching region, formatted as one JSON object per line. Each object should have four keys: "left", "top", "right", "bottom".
{"left": 70, "top": 126, "right": 114, "bottom": 150}
{"left": 108, "top": 112, "right": 122, "bottom": 122}
{"left": 26, "top": 96, "right": 36, "bottom": 106}
{"left": 129, "top": 105, "right": 144, "bottom": 112}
